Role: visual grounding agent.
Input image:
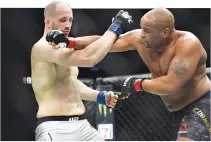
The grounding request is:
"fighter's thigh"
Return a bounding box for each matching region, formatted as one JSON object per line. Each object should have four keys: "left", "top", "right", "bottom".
{"left": 35, "top": 122, "right": 81, "bottom": 141}
{"left": 36, "top": 129, "right": 80, "bottom": 141}
{"left": 86, "top": 126, "right": 105, "bottom": 141}
{"left": 177, "top": 106, "right": 210, "bottom": 141}
{"left": 36, "top": 132, "right": 52, "bottom": 141}
{"left": 79, "top": 121, "right": 104, "bottom": 141}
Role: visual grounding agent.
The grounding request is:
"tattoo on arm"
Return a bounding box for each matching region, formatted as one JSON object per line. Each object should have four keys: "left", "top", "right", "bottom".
{"left": 170, "top": 59, "right": 188, "bottom": 79}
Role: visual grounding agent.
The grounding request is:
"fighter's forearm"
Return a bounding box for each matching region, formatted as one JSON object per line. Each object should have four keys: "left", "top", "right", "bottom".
{"left": 109, "top": 36, "right": 136, "bottom": 52}
{"left": 69, "top": 35, "right": 100, "bottom": 50}
{"left": 77, "top": 80, "right": 99, "bottom": 101}
{"left": 80, "top": 30, "right": 117, "bottom": 65}
{"left": 70, "top": 34, "right": 135, "bottom": 53}
{"left": 142, "top": 76, "right": 178, "bottom": 95}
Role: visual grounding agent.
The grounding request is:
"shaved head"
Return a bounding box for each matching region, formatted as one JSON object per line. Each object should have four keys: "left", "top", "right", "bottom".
{"left": 142, "top": 8, "right": 175, "bottom": 31}
{"left": 44, "top": 0, "right": 73, "bottom": 36}
{"left": 44, "top": 0, "right": 71, "bottom": 18}
{"left": 140, "top": 8, "right": 176, "bottom": 49}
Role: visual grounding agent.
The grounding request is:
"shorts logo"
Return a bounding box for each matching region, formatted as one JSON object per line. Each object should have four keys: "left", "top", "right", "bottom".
{"left": 192, "top": 108, "right": 211, "bottom": 132}
{"left": 69, "top": 117, "right": 79, "bottom": 121}
{"left": 98, "top": 104, "right": 113, "bottom": 117}
{"left": 178, "top": 119, "right": 187, "bottom": 134}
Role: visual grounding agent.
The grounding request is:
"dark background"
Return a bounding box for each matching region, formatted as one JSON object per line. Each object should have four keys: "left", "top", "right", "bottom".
{"left": 1, "top": 8, "right": 210, "bottom": 141}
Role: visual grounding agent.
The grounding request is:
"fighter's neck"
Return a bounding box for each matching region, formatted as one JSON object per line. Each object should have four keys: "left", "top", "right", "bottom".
{"left": 153, "top": 29, "right": 177, "bottom": 54}
{"left": 43, "top": 27, "right": 50, "bottom": 38}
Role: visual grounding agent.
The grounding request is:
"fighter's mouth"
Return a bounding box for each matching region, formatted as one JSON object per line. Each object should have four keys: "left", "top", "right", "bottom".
{"left": 62, "top": 31, "right": 70, "bottom": 36}
{"left": 141, "top": 39, "right": 148, "bottom": 47}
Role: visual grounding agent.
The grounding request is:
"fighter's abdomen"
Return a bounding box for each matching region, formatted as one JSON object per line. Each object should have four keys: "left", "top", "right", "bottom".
{"left": 161, "top": 74, "right": 210, "bottom": 112}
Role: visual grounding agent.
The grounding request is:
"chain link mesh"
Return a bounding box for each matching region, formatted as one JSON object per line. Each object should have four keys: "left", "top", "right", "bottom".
{"left": 81, "top": 75, "right": 175, "bottom": 141}
{"left": 81, "top": 72, "right": 210, "bottom": 140}
{"left": 114, "top": 92, "right": 173, "bottom": 140}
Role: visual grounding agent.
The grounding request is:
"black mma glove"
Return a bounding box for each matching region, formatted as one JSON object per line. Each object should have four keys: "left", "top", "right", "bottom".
{"left": 46, "top": 30, "right": 76, "bottom": 48}
{"left": 108, "top": 10, "right": 133, "bottom": 37}
{"left": 121, "top": 76, "right": 146, "bottom": 96}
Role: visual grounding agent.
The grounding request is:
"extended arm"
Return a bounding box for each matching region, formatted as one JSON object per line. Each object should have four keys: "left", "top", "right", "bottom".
{"left": 77, "top": 80, "right": 99, "bottom": 101}
{"left": 69, "top": 35, "right": 100, "bottom": 50}
{"left": 109, "top": 29, "right": 140, "bottom": 52}
{"left": 68, "top": 29, "right": 140, "bottom": 52}
{"left": 77, "top": 80, "right": 118, "bottom": 108}
{"left": 40, "top": 10, "right": 134, "bottom": 67}
{"left": 39, "top": 30, "right": 117, "bottom": 67}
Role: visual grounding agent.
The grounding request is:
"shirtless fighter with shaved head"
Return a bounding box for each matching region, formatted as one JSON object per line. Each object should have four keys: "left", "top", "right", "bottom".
{"left": 52, "top": 8, "right": 210, "bottom": 141}
{"left": 118, "top": 8, "right": 211, "bottom": 141}
{"left": 31, "top": 1, "right": 133, "bottom": 141}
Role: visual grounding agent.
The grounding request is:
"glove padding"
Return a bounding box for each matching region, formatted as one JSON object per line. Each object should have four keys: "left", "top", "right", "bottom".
{"left": 46, "top": 30, "right": 69, "bottom": 48}
{"left": 121, "top": 76, "right": 139, "bottom": 97}
{"left": 109, "top": 10, "right": 133, "bottom": 36}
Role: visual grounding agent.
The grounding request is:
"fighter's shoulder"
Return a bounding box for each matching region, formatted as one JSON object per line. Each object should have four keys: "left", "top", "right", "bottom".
{"left": 176, "top": 31, "right": 202, "bottom": 51}
{"left": 33, "top": 37, "right": 47, "bottom": 47}
{"left": 128, "top": 29, "right": 142, "bottom": 34}
{"left": 31, "top": 38, "right": 51, "bottom": 61}
{"left": 32, "top": 38, "right": 49, "bottom": 53}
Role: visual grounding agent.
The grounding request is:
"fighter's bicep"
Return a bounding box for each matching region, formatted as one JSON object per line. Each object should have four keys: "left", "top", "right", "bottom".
{"left": 166, "top": 55, "right": 198, "bottom": 91}
{"left": 53, "top": 48, "right": 76, "bottom": 65}
{"left": 110, "top": 30, "right": 140, "bottom": 52}
{"left": 168, "top": 57, "right": 189, "bottom": 80}
{"left": 167, "top": 41, "right": 201, "bottom": 82}
{"left": 36, "top": 43, "right": 75, "bottom": 66}
{"left": 52, "top": 47, "right": 95, "bottom": 67}
{"left": 110, "top": 39, "right": 133, "bottom": 52}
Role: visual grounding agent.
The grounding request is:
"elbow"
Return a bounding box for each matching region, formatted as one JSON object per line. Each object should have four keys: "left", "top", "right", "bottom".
{"left": 86, "top": 55, "right": 103, "bottom": 66}
{"left": 87, "top": 60, "right": 98, "bottom": 67}
{"left": 88, "top": 57, "right": 99, "bottom": 67}
{"left": 81, "top": 57, "right": 99, "bottom": 67}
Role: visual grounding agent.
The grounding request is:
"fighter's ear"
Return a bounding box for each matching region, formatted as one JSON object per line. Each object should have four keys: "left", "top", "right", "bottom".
{"left": 163, "top": 28, "right": 171, "bottom": 38}
{"left": 45, "top": 18, "right": 51, "bottom": 29}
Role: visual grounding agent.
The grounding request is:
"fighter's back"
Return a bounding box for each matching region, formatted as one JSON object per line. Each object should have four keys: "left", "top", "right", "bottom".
{"left": 31, "top": 37, "right": 85, "bottom": 118}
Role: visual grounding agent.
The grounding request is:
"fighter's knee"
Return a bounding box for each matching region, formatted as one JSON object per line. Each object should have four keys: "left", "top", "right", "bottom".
{"left": 176, "top": 137, "right": 193, "bottom": 141}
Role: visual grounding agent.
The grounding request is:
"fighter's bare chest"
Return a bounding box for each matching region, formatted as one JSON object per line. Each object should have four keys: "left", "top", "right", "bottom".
{"left": 137, "top": 47, "right": 175, "bottom": 76}
{"left": 54, "top": 64, "right": 79, "bottom": 80}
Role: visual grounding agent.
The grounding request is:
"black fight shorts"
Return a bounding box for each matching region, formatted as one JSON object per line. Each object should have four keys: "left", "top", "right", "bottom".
{"left": 171, "top": 90, "right": 210, "bottom": 141}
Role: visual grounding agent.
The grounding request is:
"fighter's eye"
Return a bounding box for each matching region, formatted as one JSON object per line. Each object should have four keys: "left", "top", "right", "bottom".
{"left": 59, "top": 18, "right": 67, "bottom": 23}
{"left": 145, "top": 30, "right": 150, "bottom": 33}
{"left": 69, "top": 18, "right": 73, "bottom": 22}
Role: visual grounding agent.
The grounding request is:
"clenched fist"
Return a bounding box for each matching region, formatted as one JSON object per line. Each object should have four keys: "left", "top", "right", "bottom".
{"left": 108, "top": 10, "right": 133, "bottom": 37}
{"left": 46, "top": 30, "right": 69, "bottom": 47}
{"left": 46, "top": 30, "right": 76, "bottom": 49}
{"left": 97, "top": 91, "right": 127, "bottom": 108}
{"left": 104, "top": 91, "right": 119, "bottom": 108}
